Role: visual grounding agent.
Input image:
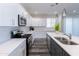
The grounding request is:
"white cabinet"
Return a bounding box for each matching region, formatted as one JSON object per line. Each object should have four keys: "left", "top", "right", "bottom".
{"left": 27, "top": 17, "right": 46, "bottom": 26}
{"left": 26, "top": 14, "right": 32, "bottom": 26}
{"left": 30, "top": 18, "right": 46, "bottom": 26}
{"left": 0, "top": 4, "right": 19, "bottom": 26}
{"left": 0, "top": 4, "right": 28, "bottom": 26}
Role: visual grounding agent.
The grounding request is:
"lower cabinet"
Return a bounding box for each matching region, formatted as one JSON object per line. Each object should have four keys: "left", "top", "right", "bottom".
{"left": 46, "top": 34, "right": 70, "bottom": 56}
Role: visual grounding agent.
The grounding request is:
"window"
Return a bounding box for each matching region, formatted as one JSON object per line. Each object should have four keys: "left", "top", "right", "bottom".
{"left": 65, "top": 17, "right": 72, "bottom": 34}
{"left": 46, "top": 18, "right": 56, "bottom": 28}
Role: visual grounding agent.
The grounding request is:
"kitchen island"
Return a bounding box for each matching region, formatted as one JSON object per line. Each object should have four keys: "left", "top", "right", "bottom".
{"left": 47, "top": 32, "right": 79, "bottom": 56}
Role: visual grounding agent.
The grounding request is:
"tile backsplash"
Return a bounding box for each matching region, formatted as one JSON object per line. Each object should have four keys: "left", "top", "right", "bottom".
{"left": 0, "top": 26, "right": 18, "bottom": 44}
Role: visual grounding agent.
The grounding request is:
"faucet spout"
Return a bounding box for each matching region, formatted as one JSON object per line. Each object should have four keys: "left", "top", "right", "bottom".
{"left": 64, "top": 33, "right": 72, "bottom": 40}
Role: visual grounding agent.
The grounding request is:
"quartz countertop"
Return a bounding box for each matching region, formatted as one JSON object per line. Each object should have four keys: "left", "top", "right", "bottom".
{"left": 0, "top": 38, "right": 26, "bottom": 56}
{"left": 47, "top": 32, "right": 79, "bottom": 56}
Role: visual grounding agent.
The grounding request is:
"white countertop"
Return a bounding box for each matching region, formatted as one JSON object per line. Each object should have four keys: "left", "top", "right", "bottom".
{"left": 0, "top": 38, "right": 26, "bottom": 56}
{"left": 47, "top": 32, "right": 79, "bottom": 56}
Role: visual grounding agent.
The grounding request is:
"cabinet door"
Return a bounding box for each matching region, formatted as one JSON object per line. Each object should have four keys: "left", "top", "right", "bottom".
{"left": 46, "top": 35, "right": 51, "bottom": 54}
{"left": 47, "top": 35, "right": 50, "bottom": 50}
{"left": 54, "top": 43, "right": 62, "bottom": 56}
{"left": 51, "top": 39, "right": 55, "bottom": 56}
{"left": 26, "top": 15, "right": 32, "bottom": 26}
{"left": 0, "top": 4, "right": 18, "bottom": 26}
{"left": 47, "top": 35, "right": 70, "bottom": 56}
{"left": 62, "top": 49, "right": 70, "bottom": 56}
{"left": 47, "top": 35, "right": 57, "bottom": 56}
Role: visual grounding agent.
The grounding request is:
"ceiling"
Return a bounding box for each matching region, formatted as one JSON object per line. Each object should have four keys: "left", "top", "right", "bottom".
{"left": 21, "top": 3, "right": 79, "bottom": 17}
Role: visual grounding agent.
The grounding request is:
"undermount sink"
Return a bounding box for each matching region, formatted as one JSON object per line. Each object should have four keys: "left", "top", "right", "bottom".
{"left": 54, "top": 37, "right": 78, "bottom": 45}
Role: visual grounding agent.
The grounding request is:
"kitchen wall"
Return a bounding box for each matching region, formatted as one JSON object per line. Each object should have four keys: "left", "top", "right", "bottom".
{"left": 30, "top": 26, "right": 54, "bottom": 39}
{"left": 19, "top": 26, "right": 29, "bottom": 34}
{"left": 0, "top": 26, "right": 18, "bottom": 44}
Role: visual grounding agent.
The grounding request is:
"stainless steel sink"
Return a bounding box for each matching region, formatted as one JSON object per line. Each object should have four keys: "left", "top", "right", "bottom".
{"left": 54, "top": 37, "right": 78, "bottom": 45}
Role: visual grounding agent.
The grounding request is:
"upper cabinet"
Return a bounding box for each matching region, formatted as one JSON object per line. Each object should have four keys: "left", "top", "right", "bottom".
{"left": 0, "top": 3, "right": 44, "bottom": 27}
{"left": 26, "top": 14, "right": 33, "bottom": 26}
{"left": 27, "top": 17, "right": 46, "bottom": 26}
{"left": 0, "top": 3, "right": 29, "bottom": 26}
{"left": 0, "top": 4, "right": 18, "bottom": 26}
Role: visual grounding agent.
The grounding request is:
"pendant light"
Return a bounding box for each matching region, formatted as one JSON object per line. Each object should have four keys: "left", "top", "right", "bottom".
{"left": 63, "top": 8, "right": 66, "bottom": 16}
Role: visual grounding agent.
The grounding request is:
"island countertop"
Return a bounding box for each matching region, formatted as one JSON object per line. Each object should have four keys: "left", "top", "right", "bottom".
{"left": 47, "top": 32, "right": 79, "bottom": 56}
{"left": 0, "top": 38, "right": 26, "bottom": 56}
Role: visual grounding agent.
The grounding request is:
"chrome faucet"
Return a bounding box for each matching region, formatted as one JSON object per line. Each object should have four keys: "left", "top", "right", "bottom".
{"left": 64, "top": 33, "right": 72, "bottom": 39}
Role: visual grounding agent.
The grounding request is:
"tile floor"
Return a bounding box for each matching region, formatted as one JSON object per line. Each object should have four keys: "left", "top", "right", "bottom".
{"left": 29, "top": 38, "right": 50, "bottom": 56}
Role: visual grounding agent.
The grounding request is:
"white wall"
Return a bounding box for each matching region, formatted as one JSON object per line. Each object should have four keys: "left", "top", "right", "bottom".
{"left": 0, "top": 27, "right": 18, "bottom": 44}
{"left": 19, "top": 26, "right": 29, "bottom": 34}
